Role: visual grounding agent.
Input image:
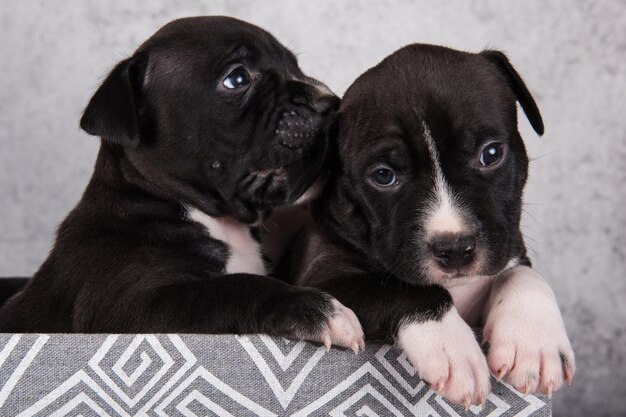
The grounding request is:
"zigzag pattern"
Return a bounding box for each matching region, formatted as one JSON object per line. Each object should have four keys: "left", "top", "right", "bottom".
{"left": 0, "top": 334, "right": 551, "bottom": 416}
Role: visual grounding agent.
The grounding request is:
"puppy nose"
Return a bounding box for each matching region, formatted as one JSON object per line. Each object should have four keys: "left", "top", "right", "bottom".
{"left": 311, "top": 95, "right": 340, "bottom": 114}
{"left": 292, "top": 93, "right": 339, "bottom": 114}
{"left": 429, "top": 234, "right": 476, "bottom": 270}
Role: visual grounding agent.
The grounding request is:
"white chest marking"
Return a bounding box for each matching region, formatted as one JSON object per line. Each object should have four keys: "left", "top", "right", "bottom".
{"left": 421, "top": 122, "right": 467, "bottom": 235}
{"left": 187, "top": 208, "right": 266, "bottom": 275}
{"left": 443, "top": 258, "right": 520, "bottom": 326}
{"left": 444, "top": 275, "right": 498, "bottom": 327}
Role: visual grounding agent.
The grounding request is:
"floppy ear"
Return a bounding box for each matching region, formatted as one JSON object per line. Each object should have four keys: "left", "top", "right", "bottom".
{"left": 80, "top": 54, "right": 147, "bottom": 146}
{"left": 480, "top": 50, "right": 544, "bottom": 135}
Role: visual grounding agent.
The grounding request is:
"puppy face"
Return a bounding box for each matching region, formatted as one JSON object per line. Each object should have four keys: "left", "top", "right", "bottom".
{"left": 320, "top": 45, "right": 543, "bottom": 285}
{"left": 81, "top": 17, "right": 338, "bottom": 223}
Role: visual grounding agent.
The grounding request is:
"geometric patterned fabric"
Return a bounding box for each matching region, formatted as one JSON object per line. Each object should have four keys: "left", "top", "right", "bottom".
{"left": 0, "top": 334, "right": 551, "bottom": 416}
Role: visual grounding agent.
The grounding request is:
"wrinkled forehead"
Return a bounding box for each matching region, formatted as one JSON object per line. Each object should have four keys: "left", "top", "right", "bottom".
{"left": 336, "top": 103, "right": 415, "bottom": 166}
{"left": 339, "top": 54, "right": 516, "bottom": 155}
{"left": 139, "top": 18, "right": 299, "bottom": 78}
{"left": 143, "top": 17, "right": 286, "bottom": 51}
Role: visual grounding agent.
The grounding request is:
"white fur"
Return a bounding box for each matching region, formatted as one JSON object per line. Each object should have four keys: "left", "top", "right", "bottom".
{"left": 397, "top": 307, "right": 491, "bottom": 406}
{"left": 312, "top": 299, "right": 365, "bottom": 353}
{"left": 443, "top": 258, "right": 520, "bottom": 326}
{"left": 187, "top": 208, "right": 365, "bottom": 353}
{"left": 421, "top": 123, "right": 467, "bottom": 236}
{"left": 482, "top": 265, "right": 576, "bottom": 395}
{"left": 187, "top": 207, "right": 266, "bottom": 275}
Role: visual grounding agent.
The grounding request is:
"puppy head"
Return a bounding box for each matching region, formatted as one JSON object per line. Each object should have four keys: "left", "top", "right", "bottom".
{"left": 319, "top": 44, "right": 542, "bottom": 285}
{"left": 80, "top": 16, "right": 338, "bottom": 223}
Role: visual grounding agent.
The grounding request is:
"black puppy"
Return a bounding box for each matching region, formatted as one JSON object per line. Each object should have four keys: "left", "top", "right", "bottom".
{"left": 287, "top": 45, "right": 575, "bottom": 406}
{"left": 0, "top": 17, "right": 364, "bottom": 352}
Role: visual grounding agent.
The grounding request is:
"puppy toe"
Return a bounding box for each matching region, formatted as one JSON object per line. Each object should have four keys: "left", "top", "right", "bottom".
{"left": 440, "top": 378, "right": 466, "bottom": 405}
{"left": 487, "top": 341, "right": 516, "bottom": 380}
{"left": 443, "top": 361, "right": 480, "bottom": 405}
{"left": 318, "top": 327, "right": 332, "bottom": 351}
{"left": 507, "top": 349, "right": 540, "bottom": 394}
{"left": 416, "top": 349, "right": 450, "bottom": 392}
{"left": 560, "top": 349, "right": 576, "bottom": 385}
{"left": 399, "top": 308, "right": 491, "bottom": 406}
{"left": 325, "top": 299, "right": 364, "bottom": 352}
{"left": 539, "top": 350, "right": 564, "bottom": 396}
{"left": 472, "top": 357, "right": 492, "bottom": 405}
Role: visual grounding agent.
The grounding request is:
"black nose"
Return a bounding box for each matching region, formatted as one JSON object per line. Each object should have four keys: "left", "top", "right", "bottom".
{"left": 430, "top": 234, "right": 476, "bottom": 270}
{"left": 311, "top": 94, "right": 340, "bottom": 114}
{"left": 289, "top": 79, "right": 340, "bottom": 114}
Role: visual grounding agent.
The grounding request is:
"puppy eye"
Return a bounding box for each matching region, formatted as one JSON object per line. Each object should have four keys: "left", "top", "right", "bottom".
{"left": 223, "top": 66, "right": 250, "bottom": 90}
{"left": 479, "top": 142, "right": 504, "bottom": 166}
{"left": 370, "top": 166, "right": 398, "bottom": 187}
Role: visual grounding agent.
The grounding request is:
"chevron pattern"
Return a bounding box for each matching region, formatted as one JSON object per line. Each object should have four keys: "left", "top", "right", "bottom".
{"left": 0, "top": 334, "right": 551, "bottom": 416}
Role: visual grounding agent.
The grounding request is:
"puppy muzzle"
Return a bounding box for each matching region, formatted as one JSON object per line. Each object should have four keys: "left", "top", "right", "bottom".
{"left": 275, "top": 78, "right": 338, "bottom": 148}
{"left": 276, "top": 110, "right": 317, "bottom": 149}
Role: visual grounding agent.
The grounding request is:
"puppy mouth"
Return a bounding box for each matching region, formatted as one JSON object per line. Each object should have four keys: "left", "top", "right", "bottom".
{"left": 233, "top": 96, "right": 334, "bottom": 214}
{"left": 248, "top": 107, "right": 325, "bottom": 184}
{"left": 439, "top": 258, "right": 521, "bottom": 289}
{"left": 425, "top": 248, "right": 518, "bottom": 285}
{"left": 431, "top": 268, "right": 480, "bottom": 283}
{"left": 237, "top": 153, "right": 321, "bottom": 209}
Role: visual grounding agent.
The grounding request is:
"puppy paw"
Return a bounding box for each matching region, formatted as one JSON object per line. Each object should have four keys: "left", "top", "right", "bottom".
{"left": 318, "top": 299, "right": 365, "bottom": 353}
{"left": 283, "top": 290, "right": 365, "bottom": 353}
{"left": 485, "top": 317, "right": 575, "bottom": 396}
{"left": 484, "top": 266, "right": 576, "bottom": 396}
{"left": 398, "top": 307, "right": 491, "bottom": 407}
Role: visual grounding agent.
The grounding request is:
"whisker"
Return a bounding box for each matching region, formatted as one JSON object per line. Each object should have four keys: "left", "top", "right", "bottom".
{"left": 529, "top": 150, "right": 560, "bottom": 162}
{"left": 522, "top": 208, "right": 540, "bottom": 224}
{"left": 286, "top": 35, "right": 304, "bottom": 54}
{"left": 256, "top": 218, "right": 270, "bottom": 233}
{"left": 522, "top": 233, "right": 538, "bottom": 244}
{"left": 525, "top": 242, "right": 538, "bottom": 256}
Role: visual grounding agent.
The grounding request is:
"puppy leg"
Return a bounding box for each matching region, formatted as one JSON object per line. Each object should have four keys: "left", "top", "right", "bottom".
{"left": 78, "top": 273, "right": 364, "bottom": 351}
{"left": 316, "top": 277, "right": 491, "bottom": 407}
{"left": 483, "top": 265, "right": 575, "bottom": 395}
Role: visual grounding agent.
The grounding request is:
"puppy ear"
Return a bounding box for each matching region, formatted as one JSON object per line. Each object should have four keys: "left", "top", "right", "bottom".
{"left": 80, "top": 54, "right": 147, "bottom": 146}
{"left": 480, "top": 50, "right": 544, "bottom": 135}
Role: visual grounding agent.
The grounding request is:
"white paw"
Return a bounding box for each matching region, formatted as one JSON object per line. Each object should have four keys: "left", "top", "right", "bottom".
{"left": 316, "top": 299, "right": 365, "bottom": 353}
{"left": 398, "top": 307, "right": 491, "bottom": 407}
{"left": 483, "top": 266, "right": 575, "bottom": 396}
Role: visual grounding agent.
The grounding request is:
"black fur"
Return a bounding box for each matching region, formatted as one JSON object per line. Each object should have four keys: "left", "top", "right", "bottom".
{"left": 285, "top": 44, "right": 542, "bottom": 342}
{"left": 0, "top": 278, "right": 27, "bottom": 308}
{"left": 0, "top": 16, "right": 341, "bottom": 337}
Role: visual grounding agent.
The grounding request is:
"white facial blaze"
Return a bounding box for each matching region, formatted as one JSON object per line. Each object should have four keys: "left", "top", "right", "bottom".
{"left": 422, "top": 122, "right": 467, "bottom": 236}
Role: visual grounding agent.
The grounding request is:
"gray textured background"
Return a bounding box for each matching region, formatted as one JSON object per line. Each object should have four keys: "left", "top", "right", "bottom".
{"left": 0, "top": 1, "right": 624, "bottom": 416}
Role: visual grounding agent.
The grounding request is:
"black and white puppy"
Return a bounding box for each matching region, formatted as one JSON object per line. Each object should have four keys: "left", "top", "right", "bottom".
{"left": 0, "top": 16, "right": 364, "bottom": 352}
{"left": 288, "top": 44, "right": 575, "bottom": 406}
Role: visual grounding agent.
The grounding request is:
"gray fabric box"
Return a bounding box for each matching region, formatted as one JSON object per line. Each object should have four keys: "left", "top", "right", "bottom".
{"left": 0, "top": 334, "right": 550, "bottom": 416}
